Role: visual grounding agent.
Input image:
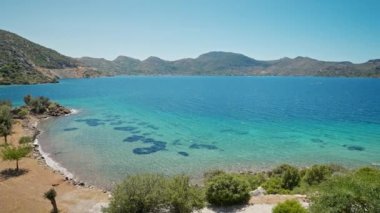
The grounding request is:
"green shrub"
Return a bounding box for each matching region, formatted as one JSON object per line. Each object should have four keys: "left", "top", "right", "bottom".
{"left": 310, "top": 167, "right": 380, "bottom": 213}
{"left": 167, "top": 175, "right": 205, "bottom": 213}
{"left": 281, "top": 166, "right": 301, "bottom": 190}
{"left": 17, "top": 108, "right": 29, "bottom": 118}
{"left": 48, "top": 103, "right": 57, "bottom": 111}
{"left": 105, "top": 174, "right": 168, "bottom": 213}
{"left": 204, "top": 169, "right": 225, "bottom": 180}
{"left": 303, "top": 165, "right": 333, "bottom": 185}
{"left": 206, "top": 173, "right": 250, "bottom": 206}
{"left": 273, "top": 200, "right": 307, "bottom": 213}
{"left": 271, "top": 164, "right": 301, "bottom": 190}
{"left": 242, "top": 172, "right": 267, "bottom": 190}
{"left": 105, "top": 174, "right": 205, "bottom": 213}
{"left": 262, "top": 177, "right": 289, "bottom": 194}
{"left": 19, "top": 136, "right": 32, "bottom": 144}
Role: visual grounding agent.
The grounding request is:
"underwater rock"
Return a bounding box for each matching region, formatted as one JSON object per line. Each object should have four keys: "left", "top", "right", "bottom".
{"left": 114, "top": 126, "right": 138, "bottom": 132}
{"left": 133, "top": 141, "right": 166, "bottom": 155}
{"left": 189, "top": 143, "right": 218, "bottom": 150}
{"left": 75, "top": 118, "right": 105, "bottom": 127}
{"left": 345, "top": 145, "right": 365, "bottom": 151}
{"left": 123, "top": 135, "right": 144, "bottom": 142}
{"left": 63, "top": 127, "right": 78, "bottom": 131}
{"left": 178, "top": 151, "right": 189, "bottom": 156}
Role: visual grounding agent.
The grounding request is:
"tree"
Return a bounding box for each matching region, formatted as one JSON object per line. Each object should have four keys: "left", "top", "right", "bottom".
{"left": 1, "top": 146, "right": 31, "bottom": 171}
{"left": 0, "top": 104, "right": 12, "bottom": 144}
{"left": 44, "top": 188, "right": 58, "bottom": 213}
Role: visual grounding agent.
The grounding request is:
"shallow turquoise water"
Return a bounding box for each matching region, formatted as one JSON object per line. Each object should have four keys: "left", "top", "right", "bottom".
{"left": 1, "top": 76, "right": 380, "bottom": 188}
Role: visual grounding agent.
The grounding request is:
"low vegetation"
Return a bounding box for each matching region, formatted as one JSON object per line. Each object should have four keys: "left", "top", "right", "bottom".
{"left": 206, "top": 173, "right": 250, "bottom": 206}
{"left": 309, "top": 167, "right": 380, "bottom": 213}
{"left": 273, "top": 200, "right": 307, "bottom": 213}
{"left": 105, "top": 165, "right": 380, "bottom": 212}
{"left": 105, "top": 174, "right": 204, "bottom": 213}
{"left": 19, "top": 136, "right": 32, "bottom": 144}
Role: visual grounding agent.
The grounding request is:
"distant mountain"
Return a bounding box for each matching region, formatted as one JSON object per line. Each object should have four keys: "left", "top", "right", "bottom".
{"left": 79, "top": 52, "right": 380, "bottom": 77}
{"left": 0, "top": 29, "right": 98, "bottom": 85}
{"left": 1, "top": 29, "right": 379, "bottom": 85}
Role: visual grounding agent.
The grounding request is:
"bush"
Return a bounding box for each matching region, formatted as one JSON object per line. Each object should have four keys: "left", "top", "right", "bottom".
{"left": 17, "top": 108, "right": 29, "bottom": 118}
{"left": 262, "top": 177, "right": 289, "bottom": 194}
{"left": 309, "top": 167, "right": 380, "bottom": 213}
{"left": 105, "top": 174, "right": 168, "bottom": 213}
{"left": 19, "top": 136, "right": 32, "bottom": 144}
{"left": 167, "top": 175, "right": 205, "bottom": 213}
{"left": 271, "top": 164, "right": 301, "bottom": 190}
{"left": 204, "top": 169, "right": 225, "bottom": 180}
{"left": 206, "top": 173, "right": 250, "bottom": 206}
{"left": 281, "top": 166, "right": 301, "bottom": 190}
{"left": 303, "top": 165, "right": 333, "bottom": 185}
{"left": 242, "top": 173, "right": 267, "bottom": 190}
{"left": 105, "top": 174, "right": 205, "bottom": 213}
{"left": 273, "top": 200, "right": 307, "bottom": 213}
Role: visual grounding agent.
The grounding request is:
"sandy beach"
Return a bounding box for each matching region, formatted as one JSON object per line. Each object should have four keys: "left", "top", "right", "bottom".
{"left": 0, "top": 117, "right": 109, "bottom": 213}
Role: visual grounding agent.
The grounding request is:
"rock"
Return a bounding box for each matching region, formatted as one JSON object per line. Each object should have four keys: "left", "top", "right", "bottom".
{"left": 78, "top": 182, "right": 85, "bottom": 186}
{"left": 250, "top": 186, "right": 267, "bottom": 196}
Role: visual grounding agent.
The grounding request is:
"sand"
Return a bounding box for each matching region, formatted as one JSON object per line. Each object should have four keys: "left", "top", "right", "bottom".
{"left": 0, "top": 118, "right": 109, "bottom": 213}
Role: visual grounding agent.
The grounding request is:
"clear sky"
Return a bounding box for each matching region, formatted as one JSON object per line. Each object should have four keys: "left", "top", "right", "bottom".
{"left": 1, "top": 0, "right": 379, "bottom": 63}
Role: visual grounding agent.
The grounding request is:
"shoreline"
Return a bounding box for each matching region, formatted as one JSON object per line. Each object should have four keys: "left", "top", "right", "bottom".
{"left": 0, "top": 110, "right": 110, "bottom": 213}
{"left": 32, "top": 109, "right": 108, "bottom": 190}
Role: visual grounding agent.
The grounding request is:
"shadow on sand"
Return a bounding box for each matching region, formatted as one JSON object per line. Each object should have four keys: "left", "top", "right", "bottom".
{"left": 0, "top": 168, "right": 29, "bottom": 181}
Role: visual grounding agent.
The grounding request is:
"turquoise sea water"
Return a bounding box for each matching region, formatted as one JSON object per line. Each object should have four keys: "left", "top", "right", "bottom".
{"left": 1, "top": 76, "right": 380, "bottom": 188}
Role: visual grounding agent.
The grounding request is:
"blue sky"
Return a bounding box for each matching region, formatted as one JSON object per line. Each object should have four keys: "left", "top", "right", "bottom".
{"left": 1, "top": 0, "right": 379, "bottom": 62}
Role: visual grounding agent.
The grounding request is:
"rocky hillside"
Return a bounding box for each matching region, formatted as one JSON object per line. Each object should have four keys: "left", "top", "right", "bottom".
{"left": 1, "top": 29, "right": 379, "bottom": 85}
{"left": 0, "top": 29, "right": 100, "bottom": 85}
{"left": 79, "top": 52, "right": 380, "bottom": 77}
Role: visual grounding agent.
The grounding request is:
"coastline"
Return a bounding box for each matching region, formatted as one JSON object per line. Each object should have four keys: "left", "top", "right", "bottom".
{"left": 0, "top": 110, "right": 109, "bottom": 213}
{"left": 0, "top": 108, "right": 313, "bottom": 213}
{"left": 34, "top": 109, "right": 107, "bottom": 188}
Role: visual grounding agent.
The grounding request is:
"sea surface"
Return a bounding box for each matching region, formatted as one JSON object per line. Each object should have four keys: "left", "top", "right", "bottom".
{"left": 1, "top": 76, "right": 380, "bottom": 188}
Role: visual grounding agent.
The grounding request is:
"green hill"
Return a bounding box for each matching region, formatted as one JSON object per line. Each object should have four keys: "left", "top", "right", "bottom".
{"left": 79, "top": 52, "right": 380, "bottom": 77}
{"left": 1, "top": 29, "right": 379, "bottom": 85}
{"left": 0, "top": 29, "right": 78, "bottom": 84}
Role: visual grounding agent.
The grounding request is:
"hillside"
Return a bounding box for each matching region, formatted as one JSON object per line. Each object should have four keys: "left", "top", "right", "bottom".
{"left": 0, "top": 30, "right": 102, "bottom": 85}
{"left": 1, "top": 29, "right": 379, "bottom": 85}
{"left": 79, "top": 52, "right": 380, "bottom": 77}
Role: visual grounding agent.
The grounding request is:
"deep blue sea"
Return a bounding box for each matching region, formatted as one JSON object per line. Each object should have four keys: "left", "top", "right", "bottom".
{"left": 1, "top": 76, "right": 380, "bottom": 188}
